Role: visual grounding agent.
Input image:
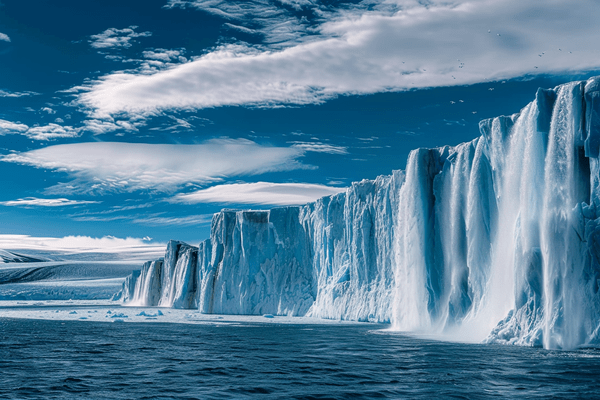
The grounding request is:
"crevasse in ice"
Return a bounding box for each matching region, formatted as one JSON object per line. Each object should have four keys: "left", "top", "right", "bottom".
{"left": 122, "top": 77, "right": 600, "bottom": 350}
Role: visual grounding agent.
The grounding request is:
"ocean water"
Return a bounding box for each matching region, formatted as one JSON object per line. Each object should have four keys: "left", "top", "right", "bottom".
{"left": 1, "top": 318, "right": 599, "bottom": 399}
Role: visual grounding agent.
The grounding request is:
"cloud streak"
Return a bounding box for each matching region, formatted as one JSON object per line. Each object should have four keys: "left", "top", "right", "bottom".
{"left": 89, "top": 26, "right": 152, "bottom": 49}
{"left": 0, "top": 197, "right": 100, "bottom": 207}
{"left": 0, "top": 234, "right": 165, "bottom": 258}
{"left": 0, "top": 119, "right": 80, "bottom": 140}
{"left": 131, "top": 214, "right": 213, "bottom": 226}
{"left": 0, "top": 32, "right": 9, "bottom": 42}
{"left": 78, "top": 0, "right": 600, "bottom": 117}
{"left": 0, "top": 119, "right": 28, "bottom": 134}
{"left": 172, "top": 181, "right": 346, "bottom": 205}
{"left": 166, "top": 0, "right": 313, "bottom": 45}
{"left": 291, "top": 142, "right": 348, "bottom": 154}
{"left": 26, "top": 124, "right": 80, "bottom": 140}
{"left": 0, "top": 89, "right": 39, "bottom": 98}
{"left": 0, "top": 139, "right": 309, "bottom": 194}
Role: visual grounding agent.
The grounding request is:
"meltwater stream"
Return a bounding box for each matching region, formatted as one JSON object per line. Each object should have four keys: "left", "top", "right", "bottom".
{"left": 2, "top": 317, "right": 600, "bottom": 400}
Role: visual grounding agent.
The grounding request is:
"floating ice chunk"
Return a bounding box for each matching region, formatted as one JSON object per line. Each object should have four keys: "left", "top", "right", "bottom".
{"left": 136, "top": 311, "right": 159, "bottom": 317}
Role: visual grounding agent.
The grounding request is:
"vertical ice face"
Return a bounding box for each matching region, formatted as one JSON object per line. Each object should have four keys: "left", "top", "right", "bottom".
{"left": 306, "top": 171, "right": 404, "bottom": 322}
{"left": 129, "top": 259, "right": 163, "bottom": 306}
{"left": 166, "top": 247, "right": 198, "bottom": 309}
{"left": 484, "top": 79, "right": 600, "bottom": 349}
{"left": 540, "top": 82, "right": 587, "bottom": 349}
{"left": 196, "top": 208, "right": 314, "bottom": 316}
{"left": 120, "top": 270, "right": 141, "bottom": 303}
{"left": 158, "top": 241, "right": 198, "bottom": 307}
{"left": 120, "top": 77, "right": 600, "bottom": 350}
{"left": 394, "top": 148, "right": 446, "bottom": 330}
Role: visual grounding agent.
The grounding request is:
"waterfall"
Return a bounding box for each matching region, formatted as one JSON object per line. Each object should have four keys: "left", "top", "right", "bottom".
{"left": 122, "top": 77, "right": 600, "bottom": 350}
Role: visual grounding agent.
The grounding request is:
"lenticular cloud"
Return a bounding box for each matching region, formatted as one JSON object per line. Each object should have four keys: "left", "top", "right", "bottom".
{"left": 0, "top": 139, "right": 307, "bottom": 194}
{"left": 78, "top": 0, "right": 600, "bottom": 116}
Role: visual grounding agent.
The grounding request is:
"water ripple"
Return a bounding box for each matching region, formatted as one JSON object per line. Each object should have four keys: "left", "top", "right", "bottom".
{"left": 1, "top": 318, "right": 600, "bottom": 399}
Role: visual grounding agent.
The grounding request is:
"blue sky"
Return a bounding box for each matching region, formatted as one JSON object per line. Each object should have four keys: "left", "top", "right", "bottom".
{"left": 1, "top": 0, "right": 600, "bottom": 247}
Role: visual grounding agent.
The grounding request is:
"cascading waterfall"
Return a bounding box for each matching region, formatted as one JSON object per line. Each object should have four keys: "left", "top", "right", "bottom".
{"left": 121, "top": 77, "right": 600, "bottom": 350}
{"left": 128, "top": 259, "right": 163, "bottom": 306}
{"left": 541, "top": 82, "right": 587, "bottom": 350}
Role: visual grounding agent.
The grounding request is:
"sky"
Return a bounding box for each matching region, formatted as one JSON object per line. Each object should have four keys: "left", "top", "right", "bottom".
{"left": 1, "top": 0, "right": 600, "bottom": 247}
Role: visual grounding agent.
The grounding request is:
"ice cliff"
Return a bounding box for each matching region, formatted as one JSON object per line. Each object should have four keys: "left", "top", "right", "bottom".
{"left": 123, "top": 77, "right": 600, "bottom": 350}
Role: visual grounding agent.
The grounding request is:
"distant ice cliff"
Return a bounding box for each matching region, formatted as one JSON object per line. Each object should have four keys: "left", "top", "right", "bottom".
{"left": 122, "top": 77, "right": 600, "bottom": 350}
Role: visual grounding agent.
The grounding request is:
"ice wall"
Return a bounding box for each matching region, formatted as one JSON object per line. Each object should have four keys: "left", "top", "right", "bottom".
{"left": 119, "top": 269, "right": 140, "bottom": 303}
{"left": 123, "top": 77, "right": 600, "bottom": 350}
{"left": 197, "top": 209, "right": 314, "bottom": 316}
{"left": 128, "top": 259, "right": 163, "bottom": 306}
{"left": 126, "top": 241, "right": 199, "bottom": 308}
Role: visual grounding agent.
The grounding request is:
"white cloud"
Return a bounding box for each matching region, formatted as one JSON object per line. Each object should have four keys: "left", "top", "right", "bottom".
{"left": 79, "top": 0, "right": 600, "bottom": 117}
{"left": 166, "top": 0, "right": 312, "bottom": 44}
{"left": 291, "top": 142, "right": 348, "bottom": 154}
{"left": 70, "top": 215, "right": 131, "bottom": 223}
{"left": 0, "top": 197, "right": 100, "bottom": 207}
{"left": 89, "top": 26, "right": 152, "bottom": 49}
{"left": 172, "top": 181, "right": 346, "bottom": 206}
{"left": 0, "top": 119, "right": 28, "bottom": 134}
{"left": 26, "top": 124, "right": 80, "bottom": 140}
{"left": 143, "top": 48, "right": 187, "bottom": 63}
{"left": 0, "top": 119, "right": 80, "bottom": 140}
{"left": 0, "top": 89, "right": 39, "bottom": 98}
{"left": 68, "top": 207, "right": 212, "bottom": 226}
{"left": 80, "top": 118, "right": 143, "bottom": 135}
{"left": 0, "top": 234, "right": 165, "bottom": 258}
{"left": 40, "top": 107, "right": 56, "bottom": 114}
{"left": 0, "top": 139, "right": 309, "bottom": 194}
{"left": 132, "top": 214, "right": 213, "bottom": 226}
{"left": 223, "top": 23, "right": 258, "bottom": 36}
{"left": 0, "top": 32, "right": 10, "bottom": 42}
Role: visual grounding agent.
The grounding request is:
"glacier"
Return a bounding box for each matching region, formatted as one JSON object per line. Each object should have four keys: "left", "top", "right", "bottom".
{"left": 122, "top": 77, "right": 600, "bottom": 350}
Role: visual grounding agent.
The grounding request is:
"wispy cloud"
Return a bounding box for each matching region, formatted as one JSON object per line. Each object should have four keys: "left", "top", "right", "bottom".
{"left": 143, "top": 48, "right": 187, "bottom": 63}
{"left": 0, "top": 119, "right": 28, "bottom": 134}
{"left": 131, "top": 214, "right": 213, "bottom": 226}
{"left": 291, "top": 141, "right": 348, "bottom": 154}
{"left": 0, "top": 197, "right": 100, "bottom": 207}
{"left": 71, "top": 215, "right": 131, "bottom": 223}
{"left": 0, "top": 32, "right": 9, "bottom": 42}
{"left": 89, "top": 26, "right": 152, "bottom": 49}
{"left": 0, "top": 119, "right": 80, "bottom": 140}
{"left": 68, "top": 205, "right": 211, "bottom": 227}
{"left": 79, "top": 0, "right": 600, "bottom": 117}
{"left": 26, "top": 124, "right": 80, "bottom": 140}
{"left": 0, "top": 234, "right": 165, "bottom": 258}
{"left": 172, "top": 181, "right": 346, "bottom": 206}
{"left": 0, "top": 89, "right": 39, "bottom": 98}
{"left": 40, "top": 107, "right": 56, "bottom": 114}
{"left": 80, "top": 118, "right": 143, "bottom": 135}
{"left": 0, "top": 139, "right": 309, "bottom": 194}
{"left": 166, "top": 0, "right": 314, "bottom": 45}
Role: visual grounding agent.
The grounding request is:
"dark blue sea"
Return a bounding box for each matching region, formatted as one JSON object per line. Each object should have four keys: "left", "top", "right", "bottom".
{"left": 1, "top": 318, "right": 599, "bottom": 399}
